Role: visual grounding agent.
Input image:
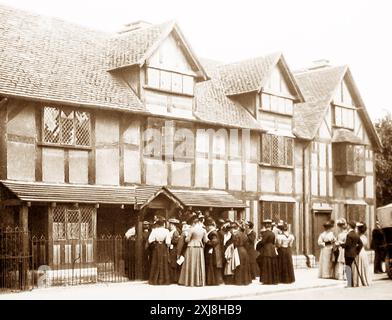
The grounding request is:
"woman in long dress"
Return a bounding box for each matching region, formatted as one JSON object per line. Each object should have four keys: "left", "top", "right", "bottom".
{"left": 233, "top": 222, "right": 252, "bottom": 285}
{"left": 245, "top": 221, "right": 258, "bottom": 280}
{"left": 178, "top": 216, "right": 208, "bottom": 287}
{"left": 318, "top": 220, "right": 336, "bottom": 279}
{"left": 276, "top": 223, "right": 295, "bottom": 284}
{"left": 204, "top": 218, "right": 224, "bottom": 286}
{"left": 334, "top": 218, "right": 348, "bottom": 280}
{"left": 256, "top": 220, "right": 279, "bottom": 285}
{"left": 148, "top": 219, "right": 171, "bottom": 285}
{"left": 222, "top": 222, "right": 234, "bottom": 284}
{"left": 352, "top": 222, "right": 371, "bottom": 287}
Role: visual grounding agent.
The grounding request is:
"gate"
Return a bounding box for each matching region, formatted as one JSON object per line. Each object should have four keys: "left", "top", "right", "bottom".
{"left": 0, "top": 227, "right": 33, "bottom": 292}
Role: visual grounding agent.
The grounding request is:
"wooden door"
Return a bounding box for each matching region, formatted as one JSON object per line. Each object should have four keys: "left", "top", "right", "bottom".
{"left": 313, "top": 211, "right": 332, "bottom": 260}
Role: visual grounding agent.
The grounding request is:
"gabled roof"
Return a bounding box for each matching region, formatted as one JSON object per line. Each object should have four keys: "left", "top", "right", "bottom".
{"left": 106, "top": 21, "right": 209, "bottom": 80}
{"left": 332, "top": 128, "right": 364, "bottom": 145}
{"left": 293, "top": 65, "right": 382, "bottom": 150}
{"left": 216, "top": 52, "right": 304, "bottom": 101}
{"left": 140, "top": 186, "right": 247, "bottom": 209}
{"left": 0, "top": 4, "right": 145, "bottom": 113}
{"left": 194, "top": 78, "right": 263, "bottom": 130}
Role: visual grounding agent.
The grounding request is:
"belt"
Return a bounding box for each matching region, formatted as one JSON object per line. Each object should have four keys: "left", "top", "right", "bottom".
{"left": 324, "top": 241, "right": 332, "bottom": 245}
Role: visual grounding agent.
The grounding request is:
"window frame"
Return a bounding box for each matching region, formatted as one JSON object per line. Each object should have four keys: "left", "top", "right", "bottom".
{"left": 260, "top": 92, "right": 294, "bottom": 116}
{"left": 260, "top": 133, "right": 294, "bottom": 168}
{"left": 41, "top": 106, "right": 92, "bottom": 149}
{"left": 332, "top": 104, "right": 355, "bottom": 130}
{"left": 260, "top": 201, "right": 295, "bottom": 235}
{"left": 145, "top": 66, "right": 195, "bottom": 96}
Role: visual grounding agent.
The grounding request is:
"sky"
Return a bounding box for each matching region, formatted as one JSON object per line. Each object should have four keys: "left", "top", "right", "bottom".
{"left": 1, "top": 0, "right": 391, "bottom": 122}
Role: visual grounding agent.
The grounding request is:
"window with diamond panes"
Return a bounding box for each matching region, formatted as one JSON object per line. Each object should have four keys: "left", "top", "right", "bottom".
{"left": 261, "top": 134, "right": 293, "bottom": 168}
{"left": 52, "top": 206, "right": 94, "bottom": 241}
{"left": 43, "top": 106, "right": 91, "bottom": 147}
{"left": 52, "top": 206, "right": 95, "bottom": 265}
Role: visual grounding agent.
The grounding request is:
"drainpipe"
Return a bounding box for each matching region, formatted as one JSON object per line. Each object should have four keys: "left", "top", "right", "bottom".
{"left": 302, "top": 142, "right": 311, "bottom": 267}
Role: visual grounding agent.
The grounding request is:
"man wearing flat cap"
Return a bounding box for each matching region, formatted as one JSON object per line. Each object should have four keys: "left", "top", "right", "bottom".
{"left": 167, "top": 218, "right": 181, "bottom": 283}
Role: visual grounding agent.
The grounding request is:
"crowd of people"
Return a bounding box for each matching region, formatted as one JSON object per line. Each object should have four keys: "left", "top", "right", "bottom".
{"left": 317, "top": 218, "right": 373, "bottom": 287}
{"left": 139, "top": 212, "right": 296, "bottom": 287}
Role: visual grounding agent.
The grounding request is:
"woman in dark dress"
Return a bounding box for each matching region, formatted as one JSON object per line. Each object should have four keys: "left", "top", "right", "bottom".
{"left": 147, "top": 219, "right": 171, "bottom": 285}
{"left": 276, "top": 223, "right": 295, "bottom": 284}
{"left": 256, "top": 219, "right": 279, "bottom": 285}
{"left": 245, "top": 221, "right": 258, "bottom": 280}
{"left": 204, "top": 218, "right": 224, "bottom": 285}
{"left": 233, "top": 223, "right": 252, "bottom": 285}
{"left": 167, "top": 218, "right": 181, "bottom": 284}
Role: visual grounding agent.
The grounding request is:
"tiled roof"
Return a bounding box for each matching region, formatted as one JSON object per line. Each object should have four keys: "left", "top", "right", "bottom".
{"left": 293, "top": 66, "right": 347, "bottom": 139}
{"left": 0, "top": 5, "right": 145, "bottom": 112}
{"left": 167, "top": 188, "right": 247, "bottom": 208}
{"left": 332, "top": 129, "right": 364, "bottom": 145}
{"left": 194, "top": 78, "right": 262, "bottom": 130}
{"left": 106, "top": 21, "right": 173, "bottom": 70}
{"left": 294, "top": 66, "right": 347, "bottom": 103}
{"left": 217, "top": 52, "right": 282, "bottom": 96}
{"left": 1, "top": 180, "right": 137, "bottom": 205}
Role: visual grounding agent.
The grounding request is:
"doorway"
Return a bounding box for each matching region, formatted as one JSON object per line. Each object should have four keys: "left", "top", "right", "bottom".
{"left": 313, "top": 210, "right": 332, "bottom": 260}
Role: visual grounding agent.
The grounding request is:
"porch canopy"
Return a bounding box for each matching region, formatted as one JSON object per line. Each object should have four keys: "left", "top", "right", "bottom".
{"left": 0, "top": 180, "right": 137, "bottom": 205}
{"left": 140, "top": 186, "right": 247, "bottom": 210}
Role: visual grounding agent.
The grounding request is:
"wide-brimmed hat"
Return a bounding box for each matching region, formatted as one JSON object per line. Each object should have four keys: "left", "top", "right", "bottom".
{"left": 337, "top": 218, "right": 347, "bottom": 226}
{"left": 143, "top": 221, "right": 150, "bottom": 226}
{"left": 263, "top": 219, "right": 273, "bottom": 224}
{"left": 168, "top": 218, "right": 180, "bottom": 224}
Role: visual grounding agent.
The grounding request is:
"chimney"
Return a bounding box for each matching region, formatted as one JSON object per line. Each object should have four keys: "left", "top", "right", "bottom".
{"left": 308, "top": 59, "right": 330, "bottom": 70}
{"left": 118, "top": 20, "right": 152, "bottom": 34}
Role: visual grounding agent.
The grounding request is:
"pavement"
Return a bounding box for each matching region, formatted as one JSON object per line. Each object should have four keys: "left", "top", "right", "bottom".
{"left": 0, "top": 267, "right": 388, "bottom": 300}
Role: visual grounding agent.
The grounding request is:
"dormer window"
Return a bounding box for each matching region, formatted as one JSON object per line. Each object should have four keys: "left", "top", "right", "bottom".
{"left": 146, "top": 67, "right": 194, "bottom": 95}
{"left": 332, "top": 79, "right": 355, "bottom": 130}
{"left": 333, "top": 105, "right": 354, "bottom": 130}
{"left": 261, "top": 93, "right": 294, "bottom": 115}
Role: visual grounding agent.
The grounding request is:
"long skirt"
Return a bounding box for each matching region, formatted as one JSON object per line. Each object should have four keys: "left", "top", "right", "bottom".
{"left": 206, "top": 263, "right": 223, "bottom": 286}
{"left": 178, "top": 246, "right": 205, "bottom": 287}
{"left": 168, "top": 248, "right": 180, "bottom": 284}
{"left": 258, "top": 256, "right": 279, "bottom": 285}
{"left": 247, "top": 248, "right": 259, "bottom": 280}
{"left": 334, "top": 247, "right": 345, "bottom": 280}
{"left": 277, "top": 247, "right": 295, "bottom": 284}
{"left": 149, "top": 243, "right": 170, "bottom": 285}
{"left": 352, "top": 249, "right": 371, "bottom": 287}
{"left": 234, "top": 247, "right": 252, "bottom": 285}
{"left": 318, "top": 245, "right": 334, "bottom": 279}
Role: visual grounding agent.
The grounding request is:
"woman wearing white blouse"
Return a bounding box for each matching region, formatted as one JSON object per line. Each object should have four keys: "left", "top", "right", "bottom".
{"left": 148, "top": 219, "right": 171, "bottom": 285}
{"left": 318, "top": 220, "right": 336, "bottom": 279}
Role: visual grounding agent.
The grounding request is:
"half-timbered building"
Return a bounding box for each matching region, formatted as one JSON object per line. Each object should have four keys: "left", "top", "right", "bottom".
{"left": 0, "top": 5, "right": 381, "bottom": 281}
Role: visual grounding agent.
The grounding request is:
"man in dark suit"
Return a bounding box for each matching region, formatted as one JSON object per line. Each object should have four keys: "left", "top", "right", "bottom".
{"left": 371, "top": 220, "right": 386, "bottom": 274}
{"left": 342, "top": 221, "right": 363, "bottom": 287}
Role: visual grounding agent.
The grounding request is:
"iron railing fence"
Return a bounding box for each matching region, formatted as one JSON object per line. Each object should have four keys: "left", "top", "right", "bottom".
{"left": 0, "top": 227, "right": 136, "bottom": 293}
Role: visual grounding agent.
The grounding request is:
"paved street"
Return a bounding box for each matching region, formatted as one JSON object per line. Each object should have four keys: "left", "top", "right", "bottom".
{"left": 234, "top": 276, "right": 392, "bottom": 300}
{"left": 0, "top": 268, "right": 341, "bottom": 300}
{"left": 1, "top": 268, "right": 389, "bottom": 300}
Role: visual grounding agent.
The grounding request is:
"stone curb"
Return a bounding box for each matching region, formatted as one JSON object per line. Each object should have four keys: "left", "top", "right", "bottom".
{"left": 207, "top": 282, "right": 345, "bottom": 300}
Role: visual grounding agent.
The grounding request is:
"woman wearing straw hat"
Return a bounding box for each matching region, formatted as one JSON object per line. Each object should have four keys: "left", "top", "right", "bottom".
{"left": 334, "top": 218, "right": 348, "bottom": 280}
{"left": 317, "top": 220, "right": 336, "bottom": 279}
